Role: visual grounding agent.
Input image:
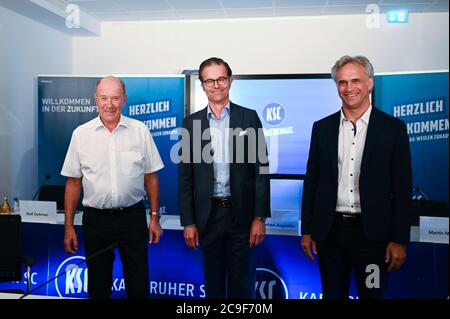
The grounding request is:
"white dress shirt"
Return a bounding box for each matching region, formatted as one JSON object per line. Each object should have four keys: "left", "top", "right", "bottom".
{"left": 61, "top": 115, "right": 164, "bottom": 209}
{"left": 336, "top": 106, "right": 372, "bottom": 214}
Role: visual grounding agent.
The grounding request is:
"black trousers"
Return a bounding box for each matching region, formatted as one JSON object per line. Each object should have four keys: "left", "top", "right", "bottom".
{"left": 317, "top": 214, "right": 388, "bottom": 299}
{"left": 200, "top": 203, "right": 255, "bottom": 299}
{"left": 82, "top": 201, "right": 149, "bottom": 299}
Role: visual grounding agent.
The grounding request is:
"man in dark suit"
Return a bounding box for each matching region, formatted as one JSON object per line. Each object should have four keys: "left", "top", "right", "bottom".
{"left": 179, "top": 57, "right": 270, "bottom": 299}
{"left": 301, "top": 55, "right": 412, "bottom": 299}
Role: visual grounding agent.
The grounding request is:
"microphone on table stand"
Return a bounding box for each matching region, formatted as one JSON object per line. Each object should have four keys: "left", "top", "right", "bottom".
{"left": 32, "top": 174, "right": 51, "bottom": 200}
{"left": 19, "top": 242, "right": 118, "bottom": 299}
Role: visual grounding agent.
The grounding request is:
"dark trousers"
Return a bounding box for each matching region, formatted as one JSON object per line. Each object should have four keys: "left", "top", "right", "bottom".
{"left": 317, "top": 214, "right": 388, "bottom": 299}
{"left": 200, "top": 203, "right": 255, "bottom": 299}
{"left": 82, "top": 202, "right": 149, "bottom": 299}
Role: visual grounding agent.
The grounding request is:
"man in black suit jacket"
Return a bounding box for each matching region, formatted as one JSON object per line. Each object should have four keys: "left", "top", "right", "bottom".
{"left": 301, "top": 55, "right": 412, "bottom": 299}
{"left": 179, "top": 57, "right": 270, "bottom": 299}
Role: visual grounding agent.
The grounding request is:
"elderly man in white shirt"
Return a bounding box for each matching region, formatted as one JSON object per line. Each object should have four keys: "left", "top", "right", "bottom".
{"left": 61, "top": 76, "right": 164, "bottom": 299}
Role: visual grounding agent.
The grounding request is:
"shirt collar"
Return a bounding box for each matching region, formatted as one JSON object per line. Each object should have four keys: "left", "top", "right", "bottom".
{"left": 207, "top": 102, "right": 230, "bottom": 120}
{"left": 94, "top": 115, "right": 129, "bottom": 130}
{"left": 340, "top": 105, "right": 372, "bottom": 125}
{"left": 360, "top": 106, "right": 372, "bottom": 125}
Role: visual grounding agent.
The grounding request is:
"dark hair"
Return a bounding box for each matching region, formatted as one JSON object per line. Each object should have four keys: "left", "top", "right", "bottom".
{"left": 331, "top": 55, "right": 374, "bottom": 83}
{"left": 198, "top": 57, "right": 232, "bottom": 82}
{"left": 96, "top": 76, "right": 126, "bottom": 95}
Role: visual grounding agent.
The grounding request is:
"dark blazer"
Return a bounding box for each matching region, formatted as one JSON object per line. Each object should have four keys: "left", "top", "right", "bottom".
{"left": 179, "top": 102, "right": 270, "bottom": 234}
{"left": 301, "top": 107, "right": 412, "bottom": 245}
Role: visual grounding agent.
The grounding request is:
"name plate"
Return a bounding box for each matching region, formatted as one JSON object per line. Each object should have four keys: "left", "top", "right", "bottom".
{"left": 419, "top": 216, "right": 449, "bottom": 244}
{"left": 19, "top": 200, "right": 57, "bottom": 224}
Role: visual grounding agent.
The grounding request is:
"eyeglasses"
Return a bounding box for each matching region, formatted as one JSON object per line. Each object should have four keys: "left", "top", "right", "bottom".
{"left": 202, "top": 77, "right": 229, "bottom": 87}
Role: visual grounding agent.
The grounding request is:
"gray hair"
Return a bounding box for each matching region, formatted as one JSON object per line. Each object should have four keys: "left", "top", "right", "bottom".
{"left": 331, "top": 55, "right": 374, "bottom": 82}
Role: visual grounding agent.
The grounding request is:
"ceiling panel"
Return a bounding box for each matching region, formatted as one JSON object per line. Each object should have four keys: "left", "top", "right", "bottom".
{"left": 274, "top": 0, "right": 328, "bottom": 6}
{"left": 327, "top": 0, "right": 381, "bottom": 4}
{"left": 1, "top": 0, "right": 447, "bottom": 23}
{"left": 168, "top": 0, "right": 223, "bottom": 10}
{"left": 66, "top": 0, "right": 125, "bottom": 13}
{"left": 429, "top": 2, "right": 450, "bottom": 11}
{"left": 380, "top": 2, "right": 442, "bottom": 12}
{"left": 379, "top": 0, "right": 437, "bottom": 3}
{"left": 325, "top": 5, "right": 376, "bottom": 15}
{"left": 274, "top": 6, "right": 326, "bottom": 16}
{"left": 221, "top": 0, "right": 273, "bottom": 9}
{"left": 114, "top": 0, "right": 172, "bottom": 11}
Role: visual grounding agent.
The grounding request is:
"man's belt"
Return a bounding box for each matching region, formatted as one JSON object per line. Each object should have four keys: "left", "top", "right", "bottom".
{"left": 84, "top": 201, "right": 144, "bottom": 214}
{"left": 212, "top": 197, "right": 232, "bottom": 208}
{"left": 336, "top": 212, "right": 361, "bottom": 220}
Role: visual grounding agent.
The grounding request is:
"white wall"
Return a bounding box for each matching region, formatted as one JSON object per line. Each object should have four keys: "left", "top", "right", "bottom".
{"left": 73, "top": 12, "right": 449, "bottom": 76}
{"left": 0, "top": 6, "right": 72, "bottom": 200}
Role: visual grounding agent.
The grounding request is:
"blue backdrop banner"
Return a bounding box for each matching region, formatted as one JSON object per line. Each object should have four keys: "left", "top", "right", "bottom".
{"left": 374, "top": 72, "right": 449, "bottom": 202}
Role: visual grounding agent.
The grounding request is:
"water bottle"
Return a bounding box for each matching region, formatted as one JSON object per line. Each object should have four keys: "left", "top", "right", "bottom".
{"left": 12, "top": 197, "right": 20, "bottom": 215}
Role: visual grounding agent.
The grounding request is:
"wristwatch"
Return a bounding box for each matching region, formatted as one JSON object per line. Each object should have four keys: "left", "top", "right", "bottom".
{"left": 256, "top": 216, "right": 267, "bottom": 222}
{"left": 151, "top": 211, "right": 161, "bottom": 218}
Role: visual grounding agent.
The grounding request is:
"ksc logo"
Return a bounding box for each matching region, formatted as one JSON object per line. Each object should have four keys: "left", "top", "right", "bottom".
{"left": 256, "top": 268, "right": 289, "bottom": 299}
{"left": 262, "top": 103, "right": 286, "bottom": 126}
{"left": 55, "top": 256, "right": 89, "bottom": 298}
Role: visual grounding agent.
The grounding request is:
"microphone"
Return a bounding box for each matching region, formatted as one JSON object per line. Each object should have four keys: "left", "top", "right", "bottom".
{"left": 19, "top": 242, "right": 118, "bottom": 299}
{"left": 32, "top": 174, "right": 51, "bottom": 200}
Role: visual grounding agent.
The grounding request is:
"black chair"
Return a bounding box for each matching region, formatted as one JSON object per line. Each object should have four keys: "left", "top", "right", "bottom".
{"left": 0, "top": 215, "right": 34, "bottom": 294}
{"left": 411, "top": 199, "right": 449, "bottom": 226}
{"left": 38, "top": 185, "right": 66, "bottom": 211}
{"left": 37, "top": 184, "right": 83, "bottom": 212}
